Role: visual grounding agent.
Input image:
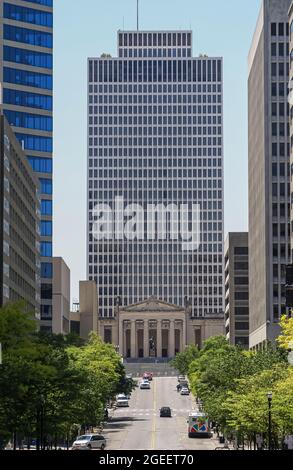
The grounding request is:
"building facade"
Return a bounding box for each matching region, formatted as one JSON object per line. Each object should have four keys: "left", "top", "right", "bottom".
{"left": 248, "top": 0, "right": 291, "bottom": 349}
{"left": 289, "top": 3, "right": 293, "bottom": 269}
{"left": 224, "top": 233, "right": 249, "bottom": 349}
{"left": 52, "top": 257, "right": 70, "bottom": 334}
{"left": 88, "top": 30, "right": 224, "bottom": 318}
{"left": 0, "top": 0, "right": 53, "bottom": 329}
{"left": 0, "top": 115, "right": 40, "bottom": 312}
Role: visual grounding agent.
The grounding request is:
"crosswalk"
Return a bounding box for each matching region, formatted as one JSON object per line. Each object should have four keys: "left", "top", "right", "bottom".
{"left": 114, "top": 408, "right": 191, "bottom": 417}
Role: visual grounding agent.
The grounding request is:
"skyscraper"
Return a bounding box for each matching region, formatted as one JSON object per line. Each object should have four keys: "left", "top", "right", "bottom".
{"left": 248, "top": 0, "right": 291, "bottom": 349}
{"left": 88, "top": 31, "right": 224, "bottom": 318}
{"left": 0, "top": 0, "right": 53, "bottom": 330}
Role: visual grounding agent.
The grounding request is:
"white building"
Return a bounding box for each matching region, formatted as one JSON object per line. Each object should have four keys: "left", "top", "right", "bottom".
{"left": 87, "top": 30, "right": 224, "bottom": 319}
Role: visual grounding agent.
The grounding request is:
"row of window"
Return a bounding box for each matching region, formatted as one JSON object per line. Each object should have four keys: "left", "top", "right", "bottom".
{"left": 271, "top": 42, "right": 289, "bottom": 57}
{"left": 3, "top": 88, "right": 52, "bottom": 110}
{"left": 118, "top": 32, "right": 192, "bottom": 48}
{"left": 4, "top": 24, "right": 53, "bottom": 48}
{"left": 89, "top": 156, "right": 222, "bottom": 167}
{"left": 89, "top": 94, "right": 221, "bottom": 104}
{"left": 89, "top": 105, "right": 222, "bottom": 115}
{"left": 16, "top": 133, "right": 52, "bottom": 152}
{"left": 4, "top": 109, "right": 53, "bottom": 131}
{"left": 4, "top": 67, "right": 52, "bottom": 90}
{"left": 90, "top": 115, "right": 222, "bottom": 125}
{"left": 271, "top": 61, "right": 289, "bottom": 77}
{"left": 4, "top": 3, "right": 53, "bottom": 27}
{"left": 41, "top": 199, "right": 52, "bottom": 215}
{"left": 89, "top": 137, "right": 222, "bottom": 149}
{"left": 90, "top": 126, "right": 222, "bottom": 136}
{"left": 89, "top": 59, "right": 222, "bottom": 83}
{"left": 4, "top": 45, "right": 53, "bottom": 69}
{"left": 89, "top": 84, "right": 221, "bottom": 94}
{"left": 28, "top": 156, "right": 52, "bottom": 173}
{"left": 271, "top": 82, "right": 288, "bottom": 97}
{"left": 40, "top": 178, "right": 52, "bottom": 194}
{"left": 41, "top": 241, "right": 52, "bottom": 257}
{"left": 119, "top": 48, "right": 192, "bottom": 58}
{"left": 22, "top": 0, "right": 53, "bottom": 6}
{"left": 271, "top": 23, "right": 288, "bottom": 37}
{"left": 41, "top": 220, "right": 52, "bottom": 236}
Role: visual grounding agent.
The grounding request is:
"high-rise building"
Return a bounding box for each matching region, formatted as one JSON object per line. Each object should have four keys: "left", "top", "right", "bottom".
{"left": 224, "top": 233, "right": 249, "bottom": 349}
{"left": 248, "top": 0, "right": 291, "bottom": 349}
{"left": 0, "top": 115, "right": 40, "bottom": 312}
{"left": 88, "top": 30, "right": 224, "bottom": 318}
{"left": 0, "top": 0, "right": 53, "bottom": 330}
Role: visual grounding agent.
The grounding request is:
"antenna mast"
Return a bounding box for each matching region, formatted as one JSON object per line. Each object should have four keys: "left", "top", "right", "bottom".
{"left": 137, "top": 0, "right": 139, "bottom": 31}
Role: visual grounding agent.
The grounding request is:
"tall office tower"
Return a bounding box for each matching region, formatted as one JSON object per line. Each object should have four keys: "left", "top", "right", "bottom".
{"left": 88, "top": 31, "right": 224, "bottom": 318}
{"left": 289, "top": 3, "right": 293, "bottom": 282}
{"left": 224, "top": 233, "right": 249, "bottom": 349}
{"left": 0, "top": 1, "right": 53, "bottom": 330}
{"left": 248, "top": 0, "right": 291, "bottom": 349}
{"left": 0, "top": 115, "right": 40, "bottom": 312}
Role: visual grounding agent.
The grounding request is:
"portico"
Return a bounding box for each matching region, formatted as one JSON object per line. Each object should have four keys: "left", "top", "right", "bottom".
{"left": 118, "top": 298, "right": 186, "bottom": 359}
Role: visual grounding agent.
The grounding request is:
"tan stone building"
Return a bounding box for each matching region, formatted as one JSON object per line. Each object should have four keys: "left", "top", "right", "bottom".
{"left": 71, "top": 285, "right": 225, "bottom": 358}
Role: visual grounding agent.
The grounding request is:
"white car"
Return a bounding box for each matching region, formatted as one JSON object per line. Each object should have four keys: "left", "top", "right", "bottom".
{"left": 71, "top": 434, "right": 106, "bottom": 450}
{"left": 140, "top": 380, "right": 151, "bottom": 389}
{"left": 180, "top": 387, "right": 190, "bottom": 395}
{"left": 116, "top": 396, "right": 129, "bottom": 407}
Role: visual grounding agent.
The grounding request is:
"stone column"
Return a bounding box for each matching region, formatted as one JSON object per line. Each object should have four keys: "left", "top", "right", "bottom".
{"left": 118, "top": 319, "right": 124, "bottom": 357}
{"left": 130, "top": 320, "right": 136, "bottom": 358}
{"left": 182, "top": 319, "right": 187, "bottom": 352}
{"left": 156, "top": 320, "right": 162, "bottom": 358}
{"left": 143, "top": 319, "right": 149, "bottom": 358}
{"left": 169, "top": 319, "right": 175, "bottom": 358}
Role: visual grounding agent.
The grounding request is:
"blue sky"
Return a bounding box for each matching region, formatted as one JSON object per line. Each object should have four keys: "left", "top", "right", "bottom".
{"left": 53, "top": 0, "right": 261, "bottom": 302}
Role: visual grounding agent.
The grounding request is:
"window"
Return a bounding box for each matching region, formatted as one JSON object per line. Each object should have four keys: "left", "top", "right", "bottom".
{"left": 41, "top": 241, "right": 52, "bottom": 257}
{"left": 40, "top": 305, "right": 52, "bottom": 321}
{"left": 278, "top": 23, "right": 284, "bottom": 36}
{"left": 235, "top": 307, "right": 249, "bottom": 316}
{"left": 40, "top": 178, "right": 52, "bottom": 194}
{"left": 4, "top": 110, "right": 52, "bottom": 131}
{"left": 16, "top": 134, "right": 52, "bottom": 152}
{"left": 41, "top": 199, "right": 52, "bottom": 215}
{"left": 41, "top": 262, "right": 52, "bottom": 278}
{"left": 4, "top": 46, "right": 52, "bottom": 69}
{"left": 3, "top": 89, "right": 52, "bottom": 110}
{"left": 41, "top": 283, "right": 52, "bottom": 299}
{"left": 234, "top": 247, "right": 248, "bottom": 255}
{"left": 28, "top": 157, "right": 52, "bottom": 173}
{"left": 271, "top": 23, "right": 277, "bottom": 36}
{"left": 4, "top": 24, "right": 52, "bottom": 48}
{"left": 235, "top": 292, "right": 249, "bottom": 300}
{"left": 40, "top": 220, "right": 52, "bottom": 236}
{"left": 4, "top": 4, "right": 53, "bottom": 27}
{"left": 22, "top": 0, "right": 53, "bottom": 6}
{"left": 3, "top": 67, "right": 52, "bottom": 90}
{"left": 235, "top": 322, "right": 249, "bottom": 330}
{"left": 234, "top": 277, "right": 249, "bottom": 285}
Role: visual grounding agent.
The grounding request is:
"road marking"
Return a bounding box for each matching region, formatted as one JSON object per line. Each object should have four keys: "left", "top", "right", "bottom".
{"left": 151, "top": 379, "right": 157, "bottom": 450}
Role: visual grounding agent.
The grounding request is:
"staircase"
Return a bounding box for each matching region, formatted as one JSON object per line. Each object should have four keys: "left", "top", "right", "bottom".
{"left": 123, "top": 358, "right": 178, "bottom": 377}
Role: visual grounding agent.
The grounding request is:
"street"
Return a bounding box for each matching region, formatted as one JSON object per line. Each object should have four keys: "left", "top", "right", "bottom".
{"left": 103, "top": 377, "right": 218, "bottom": 450}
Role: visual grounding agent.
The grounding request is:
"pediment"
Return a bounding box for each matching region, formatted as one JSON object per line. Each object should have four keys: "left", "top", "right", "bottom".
{"left": 122, "top": 296, "right": 185, "bottom": 313}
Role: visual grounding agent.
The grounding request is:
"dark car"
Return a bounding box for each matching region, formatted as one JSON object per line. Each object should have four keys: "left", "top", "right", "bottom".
{"left": 160, "top": 407, "right": 172, "bottom": 417}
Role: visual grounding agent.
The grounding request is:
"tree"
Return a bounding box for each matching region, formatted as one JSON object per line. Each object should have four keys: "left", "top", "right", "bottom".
{"left": 277, "top": 315, "right": 293, "bottom": 350}
{"left": 170, "top": 345, "right": 199, "bottom": 374}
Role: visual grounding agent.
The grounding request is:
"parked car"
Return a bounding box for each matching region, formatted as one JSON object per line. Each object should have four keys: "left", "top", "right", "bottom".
{"left": 160, "top": 407, "right": 172, "bottom": 417}
{"left": 180, "top": 387, "right": 190, "bottom": 396}
{"left": 71, "top": 434, "right": 106, "bottom": 450}
{"left": 178, "top": 375, "right": 186, "bottom": 382}
{"left": 140, "top": 380, "right": 151, "bottom": 389}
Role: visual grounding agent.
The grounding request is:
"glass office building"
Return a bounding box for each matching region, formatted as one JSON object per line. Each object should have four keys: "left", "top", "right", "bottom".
{"left": 0, "top": 0, "right": 53, "bottom": 329}
{"left": 88, "top": 31, "right": 224, "bottom": 318}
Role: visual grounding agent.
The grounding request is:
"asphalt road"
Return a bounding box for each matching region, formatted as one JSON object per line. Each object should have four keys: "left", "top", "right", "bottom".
{"left": 104, "top": 377, "right": 218, "bottom": 451}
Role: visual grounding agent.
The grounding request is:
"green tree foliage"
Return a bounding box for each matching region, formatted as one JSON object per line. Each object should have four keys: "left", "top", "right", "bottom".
{"left": 170, "top": 344, "right": 199, "bottom": 374}
{"left": 0, "top": 303, "right": 130, "bottom": 449}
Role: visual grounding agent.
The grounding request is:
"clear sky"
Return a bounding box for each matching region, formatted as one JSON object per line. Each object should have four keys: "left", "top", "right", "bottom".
{"left": 53, "top": 0, "right": 261, "bottom": 303}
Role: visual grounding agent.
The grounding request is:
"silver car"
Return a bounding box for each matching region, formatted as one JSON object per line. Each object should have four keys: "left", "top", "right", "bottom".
{"left": 71, "top": 434, "right": 106, "bottom": 450}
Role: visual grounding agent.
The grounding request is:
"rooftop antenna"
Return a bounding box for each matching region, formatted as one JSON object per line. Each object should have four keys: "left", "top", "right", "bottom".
{"left": 137, "top": 0, "right": 139, "bottom": 31}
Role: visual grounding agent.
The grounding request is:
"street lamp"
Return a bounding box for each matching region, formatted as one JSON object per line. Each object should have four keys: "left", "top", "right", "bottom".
{"left": 267, "top": 391, "right": 273, "bottom": 450}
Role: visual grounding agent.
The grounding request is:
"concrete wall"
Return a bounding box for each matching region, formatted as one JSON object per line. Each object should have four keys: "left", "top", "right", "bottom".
{"left": 52, "top": 257, "right": 70, "bottom": 334}
{"left": 79, "top": 280, "right": 98, "bottom": 340}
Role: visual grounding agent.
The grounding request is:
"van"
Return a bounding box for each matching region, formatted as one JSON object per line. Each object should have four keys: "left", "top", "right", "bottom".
{"left": 187, "top": 412, "right": 211, "bottom": 438}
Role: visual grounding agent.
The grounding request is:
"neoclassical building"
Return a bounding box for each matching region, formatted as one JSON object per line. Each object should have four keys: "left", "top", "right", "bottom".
{"left": 69, "top": 283, "right": 225, "bottom": 359}
{"left": 100, "top": 297, "right": 225, "bottom": 358}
